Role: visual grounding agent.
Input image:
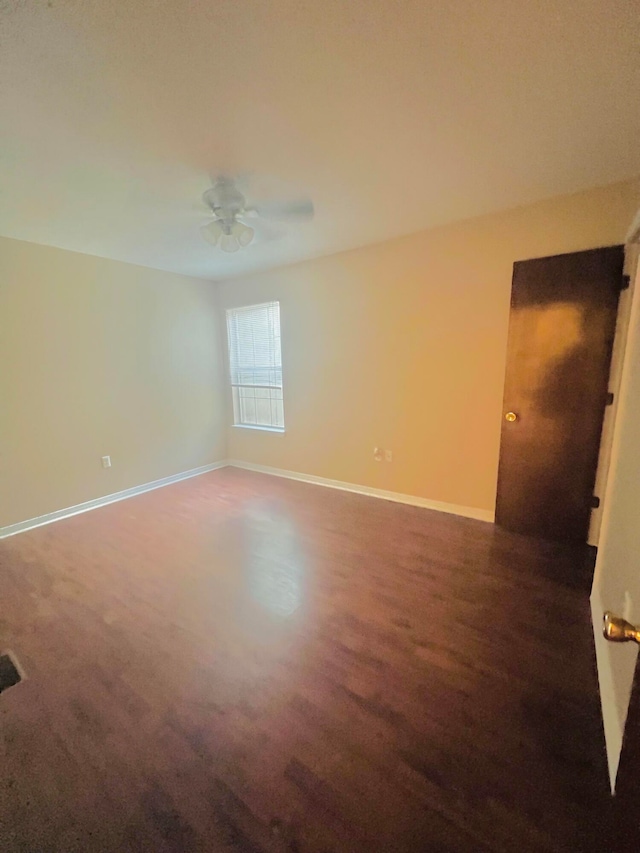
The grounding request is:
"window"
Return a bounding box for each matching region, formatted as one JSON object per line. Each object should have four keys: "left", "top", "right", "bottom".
{"left": 226, "top": 301, "right": 284, "bottom": 430}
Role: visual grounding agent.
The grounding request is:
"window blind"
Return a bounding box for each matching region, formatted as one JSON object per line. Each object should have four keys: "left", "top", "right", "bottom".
{"left": 226, "top": 301, "right": 284, "bottom": 429}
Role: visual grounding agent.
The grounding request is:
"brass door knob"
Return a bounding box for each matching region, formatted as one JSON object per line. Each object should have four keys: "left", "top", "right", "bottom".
{"left": 505, "top": 412, "right": 518, "bottom": 422}
{"left": 603, "top": 611, "right": 640, "bottom": 644}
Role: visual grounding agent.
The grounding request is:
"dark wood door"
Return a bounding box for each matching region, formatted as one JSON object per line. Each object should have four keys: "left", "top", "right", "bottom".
{"left": 495, "top": 245, "right": 624, "bottom": 543}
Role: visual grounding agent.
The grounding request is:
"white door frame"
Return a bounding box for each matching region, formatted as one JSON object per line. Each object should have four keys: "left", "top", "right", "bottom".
{"left": 588, "top": 231, "right": 640, "bottom": 545}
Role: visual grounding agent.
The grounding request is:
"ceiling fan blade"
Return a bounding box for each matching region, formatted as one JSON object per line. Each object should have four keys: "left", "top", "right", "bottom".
{"left": 250, "top": 218, "right": 288, "bottom": 242}
{"left": 249, "top": 197, "right": 314, "bottom": 222}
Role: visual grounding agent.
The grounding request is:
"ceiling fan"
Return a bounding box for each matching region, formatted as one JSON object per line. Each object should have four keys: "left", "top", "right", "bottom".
{"left": 199, "top": 175, "right": 314, "bottom": 253}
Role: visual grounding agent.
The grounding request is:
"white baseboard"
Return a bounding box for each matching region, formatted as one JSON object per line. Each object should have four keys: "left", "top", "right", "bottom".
{"left": 1, "top": 458, "right": 494, "bottom": 539}
{"left": 227, "top": 460, "right": 495, "bottom": 523}
{"left": 0, "top": 460, "right": 229, "bottom": 540}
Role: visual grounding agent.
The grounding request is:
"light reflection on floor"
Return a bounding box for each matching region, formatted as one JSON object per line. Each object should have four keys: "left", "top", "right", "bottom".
{"left": 244, "top": 503, "right": 305, "bottom": 617}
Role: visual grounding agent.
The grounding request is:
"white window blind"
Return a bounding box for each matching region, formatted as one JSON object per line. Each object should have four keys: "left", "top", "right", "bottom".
{"left": 226, "top": 301, "right": 284, "bottom": 430}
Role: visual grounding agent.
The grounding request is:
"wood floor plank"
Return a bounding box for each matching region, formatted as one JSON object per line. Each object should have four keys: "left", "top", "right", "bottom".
{"left": 0, "top": 467, "right": 609, "bottom": 851}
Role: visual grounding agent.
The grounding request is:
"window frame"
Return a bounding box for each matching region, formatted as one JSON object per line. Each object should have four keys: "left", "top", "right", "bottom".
{"left": 225, "top": 301, "right": 286, "bottom": 433}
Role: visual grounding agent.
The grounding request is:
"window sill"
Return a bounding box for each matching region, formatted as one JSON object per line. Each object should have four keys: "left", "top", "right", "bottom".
{"left": 232, "top": 424, "right": 286, "bottom": 434}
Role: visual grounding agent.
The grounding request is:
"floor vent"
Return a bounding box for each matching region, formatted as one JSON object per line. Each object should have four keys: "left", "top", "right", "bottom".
{"left": 0, "top": 652, "right": 23, "bottom": 694}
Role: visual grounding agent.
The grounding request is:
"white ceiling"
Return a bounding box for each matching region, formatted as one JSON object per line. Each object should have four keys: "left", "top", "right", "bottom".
{"left": 1, "top": 0, "right": 639, "bottom": 280}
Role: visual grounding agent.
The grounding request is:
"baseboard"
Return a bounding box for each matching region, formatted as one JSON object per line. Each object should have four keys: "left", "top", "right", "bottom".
{"left": 227, "top": 460, "right": 495, "bottom": 523}
{"left": 0, "top": 460, "right": 229, "bottom": 540}
{"left": 1, "top": 458, "right": 494, "bottom": 539}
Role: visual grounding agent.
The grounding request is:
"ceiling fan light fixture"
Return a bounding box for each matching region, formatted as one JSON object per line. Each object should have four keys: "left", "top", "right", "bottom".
{"left": 219, "top": 231, "right": 241, "bottom": 253}
{"left": 232, "top": 219, "right": 254, "bottom": 248}
{"left": 201, "top": 217, "right": 254, "bottom": 252}
{"left": 200, "top": 219, "right": 223, "bottom": 246}
{"left": 214, "top": 219, "right": 255, "bottom": 253}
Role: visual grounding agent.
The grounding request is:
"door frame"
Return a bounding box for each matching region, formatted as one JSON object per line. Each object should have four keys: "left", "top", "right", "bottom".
{"left": 590, "top": 207, "right": 640, "bottom": 791}
{"left": 588, "top": 241, "right": 640, "bottom": 545}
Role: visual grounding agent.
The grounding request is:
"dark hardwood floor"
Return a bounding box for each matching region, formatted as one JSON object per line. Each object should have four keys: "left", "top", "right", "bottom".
{"left": 0, "top": 468, "right": 611, "bottom": 852}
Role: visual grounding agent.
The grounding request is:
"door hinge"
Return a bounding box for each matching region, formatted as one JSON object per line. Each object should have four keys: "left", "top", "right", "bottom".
{"left": 605, "top": 391, "right": 614, "bottom": 406}
{"left": 620, "top": 275, "right": 630, "bottom": 291}
{"left": 591, "top": 495, "right": 601, "bottom": 509}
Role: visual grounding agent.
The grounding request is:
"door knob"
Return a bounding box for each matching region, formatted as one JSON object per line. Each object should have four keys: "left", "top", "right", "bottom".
{"left": 603, "top": 611, "right": 640, "bottom": 644}
{"left": 505, "top": 412, "right": 518, "bottom": 422}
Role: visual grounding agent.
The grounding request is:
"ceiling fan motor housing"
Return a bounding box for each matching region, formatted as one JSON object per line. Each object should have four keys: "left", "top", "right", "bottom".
{"left": 202, "top": 179, "right": 246, "bottom": 221}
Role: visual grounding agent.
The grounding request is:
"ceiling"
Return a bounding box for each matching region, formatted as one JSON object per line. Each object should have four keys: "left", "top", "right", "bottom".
{"left": 1, "top": 0, "right": 639, "bottom": 281}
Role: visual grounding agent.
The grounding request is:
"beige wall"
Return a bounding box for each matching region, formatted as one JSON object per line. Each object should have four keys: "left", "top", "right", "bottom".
{"left": 0, "top": 237, "right": 226, "bottom": 528}
{"left": 2, "top": 177, "right": 637, "bottom": 530}
{"left": 218, "top": 177, "right": 640, "bottom": 513}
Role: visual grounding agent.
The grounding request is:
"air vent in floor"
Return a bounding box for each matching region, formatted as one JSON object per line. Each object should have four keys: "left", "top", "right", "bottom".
{"left": 0, "top": 652, "right": 23, "bottom": 694}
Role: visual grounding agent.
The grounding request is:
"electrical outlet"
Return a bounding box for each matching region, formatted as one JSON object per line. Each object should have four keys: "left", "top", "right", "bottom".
{"left": 373, "top": 447, "right": 383, "bottom": 462}
{"left": 384, "top": 450, "right": 393, "bottom": 462}
{"left": 101, "top": 456, "right": 111, "bottom": 469}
